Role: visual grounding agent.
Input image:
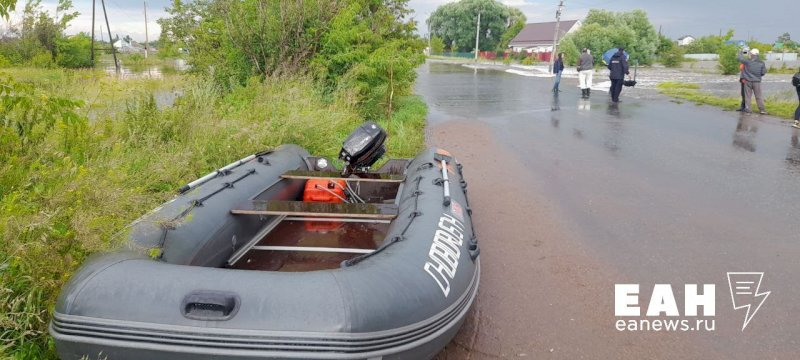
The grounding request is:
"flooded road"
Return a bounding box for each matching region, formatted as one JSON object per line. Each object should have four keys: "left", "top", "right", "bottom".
{"left": 419, "top": 62, "right": 800, "bottom": 359}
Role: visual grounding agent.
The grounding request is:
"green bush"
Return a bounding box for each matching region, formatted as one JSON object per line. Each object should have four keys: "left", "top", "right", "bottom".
{"left": 660, "top": 46, "right": 685, "bottom": 68}
{"left": 521, "top": 56, "right": 534, "bottom": 65}
{"left": 26, "top": 52, "right": 55, "bottom": 68}
{"left": 0, "top": 54, "right": 10, "bottom": 68}
{"left": 717, "top": 43, "right": 739, "bottom": 75}
{"left": 430, "top": 36, "right": 445, "bottom": 54}
{"left": 55, "top": 34, "right": 93, "bottom": 68}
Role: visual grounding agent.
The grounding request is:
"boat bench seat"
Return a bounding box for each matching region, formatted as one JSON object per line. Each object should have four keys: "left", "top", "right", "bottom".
{"left": 231, "top": 200, "right": 398, "bottom": 220}
{"left": 281, "top": 170, "right": 405, "bottom": 183}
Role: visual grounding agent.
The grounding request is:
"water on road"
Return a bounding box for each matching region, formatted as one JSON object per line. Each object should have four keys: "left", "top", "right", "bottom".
{"left": 419, "top": 62, "right": 800, "bottom": 359}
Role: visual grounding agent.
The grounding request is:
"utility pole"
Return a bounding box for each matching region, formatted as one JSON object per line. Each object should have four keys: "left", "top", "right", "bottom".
{"left": 91, "top": 0, "right": 95, "bottom": 65}
{"left": 100, "top": 25, "right": 104, "bottom": 42}
{"left": 549, "top": 0, "right": 565, "bottom": 72}
{"left": 474, "top": 11, "right": 481, "bottom": 62}
{"left": 143, "top": 1, "right": 149, "bottom": 59}
{"left": 100, "top": 0, "right": 119, "bottom": 72}
{"left": 427, "top": 17, "right": 432, "bottom": 55}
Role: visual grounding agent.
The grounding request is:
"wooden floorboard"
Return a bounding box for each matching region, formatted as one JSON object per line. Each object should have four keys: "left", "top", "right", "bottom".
{"left": 231, "top": 200, "right": 398, "bottom": 220}
{"left": 280, "top": 170, "right": 404, "bottom": 183}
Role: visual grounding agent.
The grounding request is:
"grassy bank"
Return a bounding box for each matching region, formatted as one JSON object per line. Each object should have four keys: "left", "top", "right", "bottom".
{"left": 657, "top": 81, "right": 798, "bottom": 120}
{"left": 0, "top": 69, "right": 426, "bottom": 359}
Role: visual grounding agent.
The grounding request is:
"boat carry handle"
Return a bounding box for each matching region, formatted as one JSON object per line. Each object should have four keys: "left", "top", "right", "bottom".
{"left": 181, "top": 290, "right": 241, "bottom": 321}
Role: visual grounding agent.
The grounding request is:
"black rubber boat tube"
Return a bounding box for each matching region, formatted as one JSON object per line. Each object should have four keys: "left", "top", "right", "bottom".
{"left": 178, "top": 154, "right": 257, "bottom": 194}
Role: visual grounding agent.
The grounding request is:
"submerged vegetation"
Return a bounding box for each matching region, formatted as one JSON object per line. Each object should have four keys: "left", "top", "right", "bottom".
{"left": 1, "top": 0, "right": 427, "bottom": 358}
{"left": 657, "top": 81, "right": 797, "bottom": 120}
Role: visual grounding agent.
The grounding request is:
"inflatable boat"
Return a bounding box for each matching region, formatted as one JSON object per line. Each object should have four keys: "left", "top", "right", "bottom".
{"left": 50, "top": 122, "right": 480, "bottom": 360}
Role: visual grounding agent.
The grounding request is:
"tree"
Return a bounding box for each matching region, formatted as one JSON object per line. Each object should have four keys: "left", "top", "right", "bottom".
{"left": 496, "top": 7, "right": 525, "bottom": 51}
{"left": 428, "top": 0, "right": 525, "bottom": 53}
{"left": 656, "top": 33, "right": 675, "bottom": 55}
{"left": 56, "top": 33, "right": 92, "bottom": 68}
{"left": 775, "top": 33, "right": 797, "bottom": 50}
{"left": 558, "top": 9, "right": 657, "bottom": 65}
{"left": 311, "top": 0, "right": 423, "bottom": 118}
{"left": 0, "top": 0, "right": 15, "bottom": 18}
{"left": 430, "top": 36, "right": 445, "bottom": 54}
{"left": 717, "top": 29, "right": 739, "bottom": 75}
{"left": 2, "top": 0, "right": 78, "bottom": 65}
{"left": 558, "top": 22, "right": 636, "bottom": 66}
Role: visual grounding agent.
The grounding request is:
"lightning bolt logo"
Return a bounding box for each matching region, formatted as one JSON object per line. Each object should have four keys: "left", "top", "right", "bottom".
{"left": 727, "top": 272, "right": 770, "bottom": 331}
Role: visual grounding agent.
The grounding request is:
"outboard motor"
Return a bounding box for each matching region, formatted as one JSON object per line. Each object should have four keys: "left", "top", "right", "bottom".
{"left": 339, "top": 121, "right": 387, "bottom": 176}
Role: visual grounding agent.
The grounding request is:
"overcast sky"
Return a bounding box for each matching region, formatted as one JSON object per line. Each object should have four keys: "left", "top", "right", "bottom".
{"left": 5, "top": 0, "right": 796, "bottom": 43}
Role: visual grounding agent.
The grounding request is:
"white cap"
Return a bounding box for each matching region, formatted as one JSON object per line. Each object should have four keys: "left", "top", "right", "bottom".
{"left": 750, "top": 48, "right": 760, "bottom": 55}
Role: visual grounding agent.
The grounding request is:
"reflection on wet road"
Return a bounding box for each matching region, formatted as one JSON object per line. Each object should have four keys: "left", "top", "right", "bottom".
{"left": 419, "top": 62, "right": 800, "bottom": 359}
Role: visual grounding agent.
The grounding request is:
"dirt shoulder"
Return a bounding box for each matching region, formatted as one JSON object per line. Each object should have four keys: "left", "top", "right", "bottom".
{"left": 429, "top": 120, "right": 718, "bottom": 359}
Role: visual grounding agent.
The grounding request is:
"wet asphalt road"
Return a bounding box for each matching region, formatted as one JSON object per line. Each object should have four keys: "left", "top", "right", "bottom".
{"left": 419, "top": 62, "right": 800, "bottom": 359}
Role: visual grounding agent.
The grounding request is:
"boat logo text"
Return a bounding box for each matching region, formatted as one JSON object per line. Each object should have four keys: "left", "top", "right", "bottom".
{"left": 424, "top": 213, "right": 465, "bottom": 297}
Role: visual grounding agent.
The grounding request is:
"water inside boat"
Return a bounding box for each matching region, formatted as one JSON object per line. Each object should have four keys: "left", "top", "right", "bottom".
{"left": 229, "top": 221, "right": 389, "bottom": 271}
{"left": 226, "top": 175, "right": 404, "bottom": 271}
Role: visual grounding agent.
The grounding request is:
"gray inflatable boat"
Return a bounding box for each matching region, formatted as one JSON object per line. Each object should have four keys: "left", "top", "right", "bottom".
{"left": 50, "top": 122, "right": 480, "bottom": 360}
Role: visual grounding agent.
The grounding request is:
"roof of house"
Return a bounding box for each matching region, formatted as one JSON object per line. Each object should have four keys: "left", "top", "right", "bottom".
{"left": 509, "top": 20, "right": 580, "bottom": 47}
{"left": 678, "top": 35, "right": 694, "bottom": 40}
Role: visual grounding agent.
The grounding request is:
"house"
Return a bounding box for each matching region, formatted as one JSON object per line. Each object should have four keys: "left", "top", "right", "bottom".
{"left": 677, "top": 35, "right": 695, "bottom": 46}
{"left": 113, "top": 38, "right": 144, "bottom": 54}
{"left": 508, "top": 20, "right": 582, "bottom": 54}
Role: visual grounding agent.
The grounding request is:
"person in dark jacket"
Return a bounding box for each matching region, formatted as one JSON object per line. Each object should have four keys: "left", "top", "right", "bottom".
{"left": 793, "top": 68, "right": 800, "bottom": 128}
{"left": 607, "top": 47, "right": 629, "bottom": 103}
{"left": 736, "top": 48, "right": 748, "bottom": 111}
{"left": 738, "top": 48, "right": 767, "bottom": 114}
{"left": 552, "top": 52, "right": 565, "bottom": 93}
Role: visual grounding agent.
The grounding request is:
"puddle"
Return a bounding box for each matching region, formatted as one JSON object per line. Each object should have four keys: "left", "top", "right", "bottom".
{"left": 229, "top": 221, "right": 388, "bottom": 271}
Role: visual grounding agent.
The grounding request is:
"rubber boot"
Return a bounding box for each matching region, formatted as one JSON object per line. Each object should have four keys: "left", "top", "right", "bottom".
{"left": 587, "top": 88, "right": 591, "bottom": 99}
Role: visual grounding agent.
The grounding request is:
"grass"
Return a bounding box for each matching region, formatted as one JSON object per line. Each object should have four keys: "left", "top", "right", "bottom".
{"left": 767, "top": 65, "right": 798, "bottom": 74}
{"left": 656, "top": 81, "right": 798, "bottom": 120}
{"left": 0, "top": 69, "right": 426, "bottom": 359}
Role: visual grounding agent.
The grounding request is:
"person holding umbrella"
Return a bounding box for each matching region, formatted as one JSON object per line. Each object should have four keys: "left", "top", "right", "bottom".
{"left": 607, "top": 47, "right": 629, "bottom": 103}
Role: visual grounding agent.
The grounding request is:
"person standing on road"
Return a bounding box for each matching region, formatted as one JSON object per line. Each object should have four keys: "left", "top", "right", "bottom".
{"left": 738, "top": 48, "right": 768, "bottom": 114}
{"left": 792, "top": 68, "right": 800, "bottom": 128}
{"left": 552, "top": 52, "right": 565, "bottom": 93}
{"left": 607, "top": 47, "right": 629, "bottom": 103}
{"left": 736, "top": 48, "right": 748, "bottom": 111}
{"left": 578, "top": 48, "right": 594, "bottom": 99}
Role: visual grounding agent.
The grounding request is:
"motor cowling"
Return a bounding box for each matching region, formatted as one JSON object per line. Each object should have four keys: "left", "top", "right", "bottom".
{"left": 339, "top": 121, "right": 387, "bottom": 176}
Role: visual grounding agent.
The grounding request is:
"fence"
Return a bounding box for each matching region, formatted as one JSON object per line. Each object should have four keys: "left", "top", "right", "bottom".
{"left": 430, "top": 51, "right": 549, "bottom": 63}
{"left": 684, "top": 53, "right": 798, "bottom": 62}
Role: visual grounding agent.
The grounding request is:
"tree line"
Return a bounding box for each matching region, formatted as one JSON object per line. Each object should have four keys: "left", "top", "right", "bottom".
{"left": 0, "top": 0, "right": 92, "bottom": 68}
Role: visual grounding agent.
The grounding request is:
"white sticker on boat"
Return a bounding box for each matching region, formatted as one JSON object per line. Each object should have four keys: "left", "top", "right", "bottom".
{"left": 424, "top": 213, "right": 465, "bottom": 297}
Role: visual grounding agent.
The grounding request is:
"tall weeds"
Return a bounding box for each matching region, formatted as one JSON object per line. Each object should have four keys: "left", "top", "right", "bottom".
{"left": 0, "top": 71, "right": 425, "bottom": 358}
